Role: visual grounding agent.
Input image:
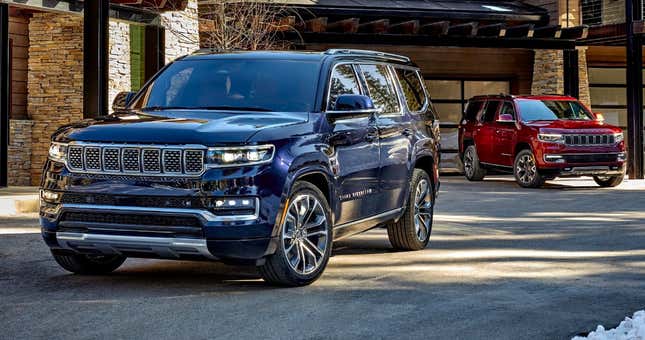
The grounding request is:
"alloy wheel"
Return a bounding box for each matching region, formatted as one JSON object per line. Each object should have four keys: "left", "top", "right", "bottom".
{"left": 413, "top": 179, "right": 433, "bottom": 242}
{"left": 516, "top": 154, "right": 537, "bottom": 184}
{"left": 464, "top": 149, "right": 474, "bottom": 178}
{"left": 282, "top": 194, "right": 329, "bottom": 275}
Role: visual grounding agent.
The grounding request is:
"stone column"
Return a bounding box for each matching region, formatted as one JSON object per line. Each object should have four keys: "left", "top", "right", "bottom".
{"left": 8, "top": 120, "right": 33, "bottom": 186}
{"left": 160, "top": 0, "right": 200, "bottom": 63}
{"left": 28, "top": 13, "right": 84, "bottom": 185}
{"left": 108, "top": 20, "right": 131, "bottom": 112}
{"left": 531, "top": 50, "right": 564, "bottom": 95}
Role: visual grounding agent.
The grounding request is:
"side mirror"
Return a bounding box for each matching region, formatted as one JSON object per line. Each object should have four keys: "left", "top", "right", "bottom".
{"left": 112, "top": 91, "right": 136, "bottom": 111}
{"left": 595, "top": 112, "right": 605, "bottom": 122}
{"left": 327, "top": 94, "right": 377, "bottom": 120}
{"left": 497, "top": 113, "right": 515, "bottom": 123}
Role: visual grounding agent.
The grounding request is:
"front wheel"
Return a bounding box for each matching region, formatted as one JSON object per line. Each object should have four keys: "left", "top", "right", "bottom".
{"left": 387, "top": 169, "right": 434, "bottom": 251}
{"left": 52, "top": 252, "right": 126, "bottom": 275}
{"left": 514, "top": 149, "right": 545, "bottom": 188}
{"left": 258, "top": 182, "right": 332, "bottom": 286}
{"left": 593, "top": 173, "right": 625, "bottom": 187}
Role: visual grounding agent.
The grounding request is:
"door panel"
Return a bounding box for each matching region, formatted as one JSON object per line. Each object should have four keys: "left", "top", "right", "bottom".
{"left": 494, "top": 101, "right": 518, "bottom": 166}
{"left": 474, "top": 100, "right": 500, "bottom": 164}
{"left": 359, "top": 64, "right": 409, "bottom": 214}
{"left": 331, "top": 116, "right": 381, "bottom": 225}
{"left": 327, "top": 63, "right": 381, "bottom": 225}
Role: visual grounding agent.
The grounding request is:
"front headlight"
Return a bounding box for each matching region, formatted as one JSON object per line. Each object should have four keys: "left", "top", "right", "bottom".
{"left": 205, "top": 145, "right": 275, "bottom": 167}
{"left": 48, "top": 142, "right": 68, "bottom": 163}
{"left": 614, "top": 132, "right": 624, "bottom": 143}
{"left": 538, "top": 133, "right": 565, "bottom": 144}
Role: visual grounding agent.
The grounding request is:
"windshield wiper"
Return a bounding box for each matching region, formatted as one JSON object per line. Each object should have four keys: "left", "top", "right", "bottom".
{"left": 193, "top": 106, "right": 273, "bottom": 112}
{"left": 142, "top": 106, "right": 193, "bottom": 111}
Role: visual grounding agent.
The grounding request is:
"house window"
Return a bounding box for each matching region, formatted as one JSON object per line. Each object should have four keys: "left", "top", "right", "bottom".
{"left": 588, "top": 67, "right": 645, "bottom": 129}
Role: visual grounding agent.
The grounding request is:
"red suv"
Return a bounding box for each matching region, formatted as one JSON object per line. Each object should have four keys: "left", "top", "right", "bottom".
{"left": 459, "top": 95, "right": 626, "bottom": 188}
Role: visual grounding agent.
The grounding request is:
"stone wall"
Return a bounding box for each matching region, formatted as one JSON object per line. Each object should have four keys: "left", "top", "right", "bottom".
{"left": 161, "top": 0, "right": 200, "bottom": 63}
{"left": 109, "top": 20, "right": 131, "bottom": 112}
{"left": 531, "top": 48, "right": 591, "bottom": 106}
{"left": 602, "top": 0, "right": 625, "bottom": 24}
{"left": 28, "top": 13, "right": 84, "bottom": 185}
{"left": 8, "top": 120, "right": 33, "bottom": 186}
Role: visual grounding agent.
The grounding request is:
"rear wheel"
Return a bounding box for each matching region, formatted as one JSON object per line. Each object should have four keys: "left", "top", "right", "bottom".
{"left": 258, "top": 182, "right": 332, "bottom": 286}
{"left": 52, "top": 252, "right": 126, "bottom": 275}
{"left": 387, "top": 169, "right": 434, "bottom": 251}
{"left": 513, "top": 149, "right": 544, "bottom": 188}
{"left": 593, "top": 173, "right": 625, "bottom": 187}
{"left": 463, "top": 145, "right": 487, "bottom": 181}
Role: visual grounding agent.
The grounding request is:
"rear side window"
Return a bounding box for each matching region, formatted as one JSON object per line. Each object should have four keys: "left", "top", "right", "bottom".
{"left": 395, "top": 68, "right": 426, "bottom": 112}
{"left": 328, "top": 64, "right": 361, "bottom": 110}
{"left": 360, "top": 64, "right": 400, "bottom": 114}
{"left": 481, "top": 101, "right": 501, "bottom": 122}
{"left": 464, "top": 101, "right": 484, "bottom": 121}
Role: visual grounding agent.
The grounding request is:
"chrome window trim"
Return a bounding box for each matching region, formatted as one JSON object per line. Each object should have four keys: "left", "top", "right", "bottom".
{"left": 56, "top": 199, "right": 260, "bottom": 222}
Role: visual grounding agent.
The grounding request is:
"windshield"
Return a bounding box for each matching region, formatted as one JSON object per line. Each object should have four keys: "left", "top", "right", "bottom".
{"left": 133, "top": 59, "right": 320, "bottom": 112}
{"left": 517, "top": 100, "right": 594, "bottom": 122}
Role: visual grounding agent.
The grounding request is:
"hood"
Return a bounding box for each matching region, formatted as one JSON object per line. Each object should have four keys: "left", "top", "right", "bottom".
{"left": 524, "top": 119, "right": 622, "bottom": 134}
{"left": 54, "top": 110, "right": 310, "bottom": 145}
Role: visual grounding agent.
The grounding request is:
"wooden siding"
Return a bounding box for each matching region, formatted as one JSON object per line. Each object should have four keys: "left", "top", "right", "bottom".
{"left": 306, "top": 44, "right": 534, "bottom": 95}
{"left": 9, "top": 12, "right": 29, "bottom": 120}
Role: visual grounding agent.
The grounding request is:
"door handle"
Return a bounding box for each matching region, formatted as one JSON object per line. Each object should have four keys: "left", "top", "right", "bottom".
{"left": 402, "top": 128, "right": 413, "bottom": 137}
{"left": 366, "top": 128, "right": 379, "bottom": 142}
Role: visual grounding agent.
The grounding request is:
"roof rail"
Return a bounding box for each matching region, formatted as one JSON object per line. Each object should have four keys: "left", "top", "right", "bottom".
{"left": 324, "top": 49, "right": 411, "bottom": 63}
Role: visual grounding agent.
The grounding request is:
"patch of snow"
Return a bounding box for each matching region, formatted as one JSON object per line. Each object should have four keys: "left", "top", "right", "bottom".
{"left": 573, "top": 310, "right": 645, "bottom": 340}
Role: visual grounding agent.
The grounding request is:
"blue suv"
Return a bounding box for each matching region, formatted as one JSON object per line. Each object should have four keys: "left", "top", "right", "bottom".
{"left": 40, "top": 49, "right": 441, "bottom": 286}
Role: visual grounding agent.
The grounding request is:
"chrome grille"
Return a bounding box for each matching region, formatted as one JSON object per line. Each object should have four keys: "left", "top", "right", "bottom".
{"left": 65, "top": 144, "right": 205, "bottom": 176}
{"left": 565, "top": 134, "right": 615, "bottom": 146}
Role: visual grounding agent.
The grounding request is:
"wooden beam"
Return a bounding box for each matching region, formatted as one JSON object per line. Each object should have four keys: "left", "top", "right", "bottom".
{"left": 389, "top": 20, "right": 420, "bottom": 35}
{"left": 477, "top": 23, "right": 506, "bottom": 37}
{"left": 505, "top": 23, "right": 534, "bottom": 38}
{"left": 561, "top": 25, "right": 589, "bottom": 40}
{"left": 303, "top": 17, "right": 328, "bottom": 33}
{"left": 420, "top": 21, "right": 449, "bottom": 36}
{"left": 358, "top": 19, "right": 390, "bottom": 34}
{"left": 327, "top": 18, "right": 360, "bottom": 33}
{"left": 533, "top": 25, "right": 562, "bottom": 39}
{"left": 448, "top": 22, "right": 478, "bottom": 37}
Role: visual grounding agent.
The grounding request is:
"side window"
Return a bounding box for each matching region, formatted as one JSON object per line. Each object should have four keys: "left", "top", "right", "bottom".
{"left": 499, "top": 102, "right": 516, "bottom": 119}
{"left": 360, "top": 64, "right": 400, "bottom": 114}
{"left": 464, "top": 101, "right": 484, "bottom": 121}
{"left": 328, "top": 64, "right": 361, "bottom": 110}
{"left": 481, "top": 101, "right": 501, "bottom": 122}
{"left": 395, "top": 68, "right": 426, "bottom": 112}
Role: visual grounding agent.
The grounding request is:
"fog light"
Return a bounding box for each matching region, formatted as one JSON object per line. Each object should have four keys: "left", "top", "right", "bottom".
{"left": 617, "top": 153, "right": 626, "bottom": 161}
{"left": 210, "top": 198, "right": 257, "bottom": 212}
{"left": 40, "top": 190, "right": 61, "bottom": 203}
{"left": 544, "top": 154, "right": 565, "bottom": 163}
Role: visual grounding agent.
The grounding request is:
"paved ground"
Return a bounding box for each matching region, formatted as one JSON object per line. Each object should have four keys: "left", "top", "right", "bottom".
{"left": 1, "top": 176, "right": 644, "bottom": 340}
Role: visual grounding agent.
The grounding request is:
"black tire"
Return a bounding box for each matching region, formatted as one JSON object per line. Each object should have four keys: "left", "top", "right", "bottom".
{"left": 387, "top": 169, "right": 434, "bottom": 251}
{"left": 52, "top": 252, "right": 126, "bottom": 275}
{"left": 463, "top": 145, "right": 487, "bottom": 181}
{"left": 593, "top": 173, "right": 625, "bottom": 187}
{"left": 258, "top": 181, "right": 333, "bottom": 287}
{"left": 513, "top": 149, "right": 545, "bottom": 188}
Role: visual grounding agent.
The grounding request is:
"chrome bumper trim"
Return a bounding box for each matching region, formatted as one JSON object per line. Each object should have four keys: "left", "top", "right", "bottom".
{"left": 561, "top": 166, "right": 625, "bottom": 176}
{"left": 57, "top": 201, "right": 260, "bottom": 222}
{"left": 56, "top": 232, "right": 216, "bottom": 259}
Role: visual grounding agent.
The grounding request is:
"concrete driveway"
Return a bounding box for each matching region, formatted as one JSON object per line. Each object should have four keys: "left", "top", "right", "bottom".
{"left": 1, "top": 176, "right": 644, "bottom": 339}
